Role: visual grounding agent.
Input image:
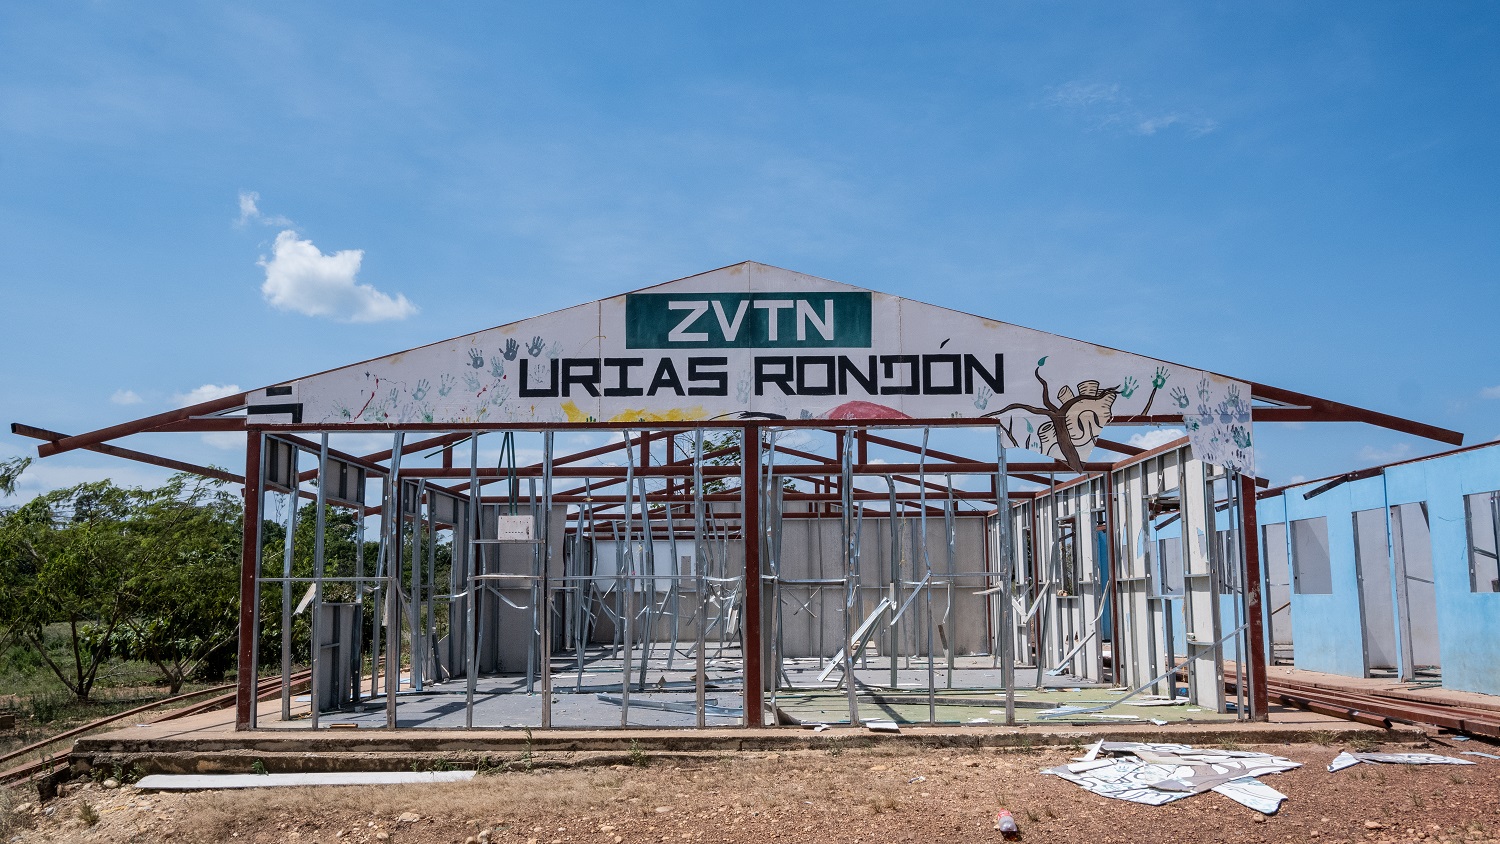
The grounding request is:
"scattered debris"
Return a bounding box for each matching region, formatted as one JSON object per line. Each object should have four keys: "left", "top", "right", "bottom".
{"left": 866, "top": 719, "right": 901, "bottom": 734}
{"left": 1461, "top": 751, "right": 1500, "bottom": 760}
{"left": 907, "top": 776, "right": 926, "bottom": 784}
{"left": 1041, "top": 741, "right": 1299, "bottom": 814}
{"left": 1328, "top": 751, "right": 1477, "bottom": 772}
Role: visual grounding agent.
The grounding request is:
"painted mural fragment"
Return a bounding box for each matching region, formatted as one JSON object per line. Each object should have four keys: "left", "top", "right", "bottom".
{"left": 245, "top": 262, "right": 1256, "bottom": 475}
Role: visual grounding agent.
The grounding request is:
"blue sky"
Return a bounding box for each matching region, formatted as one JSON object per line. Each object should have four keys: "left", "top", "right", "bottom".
{"left": 3, "top": 2, "right": 1498, "bottom": 498}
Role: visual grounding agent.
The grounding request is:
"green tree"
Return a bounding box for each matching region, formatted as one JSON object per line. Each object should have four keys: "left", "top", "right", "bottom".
{"left": 0, "top": 481, "right": 137, "bottom": 701}
{"left": 111, "top": 475, "right": 242, "bottom": 693}
{"left": 0, "top": 457, "right": 29, "bottom": 497}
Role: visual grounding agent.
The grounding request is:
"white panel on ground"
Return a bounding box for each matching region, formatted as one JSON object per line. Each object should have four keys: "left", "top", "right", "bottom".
{"left": 137, "top": 771, "right": 477, "bottom": 790}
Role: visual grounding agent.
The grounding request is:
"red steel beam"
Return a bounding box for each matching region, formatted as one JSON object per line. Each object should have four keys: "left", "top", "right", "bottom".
{"left": 235, "top": 432, "right": 261, "bottom": 730}
{"left": 1249, "top": 382, "right": 1462, "bottom": 446}
{"left": 742, "top": 424, "right": 764, "bottom": 727}
{"left": 11, "top": 423, "right": 244, "bottom": 485}
{"left": 1239, "top": 473, "right": 1269, "bottom": 720}
{"left": 36, "top": 392, "right": 248, "bottom": 457}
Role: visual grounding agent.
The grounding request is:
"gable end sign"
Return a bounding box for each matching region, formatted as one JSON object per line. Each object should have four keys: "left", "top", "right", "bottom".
{"left": 251, "top": 263, "right": 1254, "bottom": 475}
{"left": 625, "top": 292, "right": 873, "bottom": 349}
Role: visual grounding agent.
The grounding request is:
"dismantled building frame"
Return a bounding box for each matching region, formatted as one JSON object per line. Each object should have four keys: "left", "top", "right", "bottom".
{"left": 1256, "top": 440, "right": 1500, "bottom": 696}
{"left": 12, "top": 262, "right": 1463, "bottom": 730}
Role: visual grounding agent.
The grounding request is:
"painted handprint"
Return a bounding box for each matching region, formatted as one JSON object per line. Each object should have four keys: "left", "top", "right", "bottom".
{"left": 1170, "top": 386, "right": 1190, "bottom": 409}
{"left": 467, "top": 348, "right": 485, "bottom": 369}
{"left": 502, "top": 338, "right": 519, "bottom": 361}
{"left": 1119, "top": 376, "right": 1138, "bottom": 400}
{"left": 973, "top": 384, "right": 993, "bottom": 410}
{"left": 491, "top": 384, "right": 511, "bottom": 407}
{"left": 1231, "top": 425, "right": 1252, "bottom": 449}
{"left": 332, "top": 401, "right": 353, "bottom": 421}
{"left": 489, "top": 357, "right": 505, "bottom": 379}
{"left": 438, "top": 374, "right": 456, "bottom": 397}
{"left": 526, "top": 336, "right": 546, "bottom": 357}
{"left": 387, "top": 387, "right": 399, "bottom": 406}
{"left": 547, "top": 340, "right": 562, "bottom": 359}
{"left": 1220, "top": 383, "right": 1250, "bottom": 419}
{"left": 412, "top": 379, "right": 430, "bottom": 401}
{"left": 1152, "top": 366, "right": 1169, "bottom": 390}
{"left": 1196, "top": 376, "right": 1211, "bottom": 402}
{"left": 463, "top": 372, "right": 482, "bottom": 392}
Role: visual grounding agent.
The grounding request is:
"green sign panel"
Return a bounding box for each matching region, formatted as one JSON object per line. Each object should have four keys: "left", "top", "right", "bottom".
{"left": 625, "top": 292, "right": 872, "bottom": 349}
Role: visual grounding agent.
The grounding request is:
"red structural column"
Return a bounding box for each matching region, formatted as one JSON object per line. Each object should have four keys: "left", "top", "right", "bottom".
{"left": 1239, "top": 473, "right": 1270, "bottom": 720}
{"left": 235, "top": 431, "right": 262, "bottom": 730}
{"left": 741, "top": 424, "right": 764, "bottom": 727}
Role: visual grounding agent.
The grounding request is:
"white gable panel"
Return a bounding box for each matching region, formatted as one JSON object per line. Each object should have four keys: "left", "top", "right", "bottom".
{"left": 252, "top": 262, "right": 1254, "bottom": 475}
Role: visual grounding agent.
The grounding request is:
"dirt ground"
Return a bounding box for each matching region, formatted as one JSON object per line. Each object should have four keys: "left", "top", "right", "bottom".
{"left": 5, "top": 739, "right": 1499, "bottom": 844}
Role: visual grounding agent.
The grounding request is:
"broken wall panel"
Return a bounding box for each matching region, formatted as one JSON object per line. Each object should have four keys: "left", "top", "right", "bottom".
{"left": 1256, "top": 440, "right": 1500, "bottom": 695}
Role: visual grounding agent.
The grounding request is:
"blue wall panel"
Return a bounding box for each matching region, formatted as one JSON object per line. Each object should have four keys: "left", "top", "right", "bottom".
{"left": 1257, "top": 443, "right": 1500, "bottom": 696}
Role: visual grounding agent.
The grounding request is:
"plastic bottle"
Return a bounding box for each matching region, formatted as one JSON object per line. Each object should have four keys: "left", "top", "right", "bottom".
{"left": 994, "top": 809, "right": 1020, "bottom": 838}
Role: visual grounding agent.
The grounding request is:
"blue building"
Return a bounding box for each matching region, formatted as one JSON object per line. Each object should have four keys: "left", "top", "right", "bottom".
{"left": 1256, "top": 442, "right": 1500, "bottom": 696}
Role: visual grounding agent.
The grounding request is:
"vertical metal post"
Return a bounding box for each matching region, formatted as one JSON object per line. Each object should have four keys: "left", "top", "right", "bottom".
{"left": 886, "top": 475, "right": 900, "bottom": 690}
{"left": 764, "top": 430, "right": 781, "bottom": 704}
{"left": 1382, "top": 472, "right": 1415, "bottom": 682}
{"left": 466, "top": 434, "right": 479, "bottom": 727}
{"left": 280, "top": 444, "right": 298, "bottom": 722}
{"left": 741, "top": 423, "right": 765, "bottom": 727}
{"left": 526, "top": 477, "right": 538, "bottom": 694}
{"left": 918, "top": 428, "right": 935, "bottom": 724}
{"left": 235, "top": 431, "right": 264, "bottom": 730}
{"left": 664, "top": 474, "right": 682, "bottom": 672}
{"left": 994, "top": 428, "right": 1015, "bottom": 726}
{"left": 620, "top": 440, "right": 636, "bottom": 727}
{"left": 384, "top": 435, "right": 405, "bottom": 729}
{"left": 575, "top": 502, "right": 594, "bottom": 691}
{"left": 541, "top": 431, "right": 554, "bottom": 728}
{"left": 409, "top": 480, "right": 425, "bottom": 693}
{"left": 353, "top": 471, "right": 366, "bottom": 704}
{"left": 693, "top": 430, "right": 708, "bottom": 727}
{"left": 840, "top": 429, "right": 859, "bottom": 724}
{"left": 1238, "top": 472, "right": 1268, "bottom": 720}
{"left": 944, "top": 479, "right": 956, "bottom": 689}
{"left": 309, "top": 436, "right": 328, "bottom": 729}
{"left": 637, "top": 475, "right": 655, "bottom": 692}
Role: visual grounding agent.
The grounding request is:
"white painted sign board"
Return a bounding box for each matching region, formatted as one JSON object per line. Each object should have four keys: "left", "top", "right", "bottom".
{"left": 495, "top": 515, "right": 535, "bottom": 543}
{"left": 246, "top": 263, "right": 1253, "bottom": 475}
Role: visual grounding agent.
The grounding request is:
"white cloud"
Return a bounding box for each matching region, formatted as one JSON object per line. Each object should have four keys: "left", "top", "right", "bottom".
{"left": 1133, "top": 114, "right": 1217, "bottom": 137}
{"left": 1046, "top": 81, "right": 1124, "bottom": 109}
{"left": 1358, "top": 443, "right": 1412, "bottom": 464}
{"left": 258, "top": 230, "right": 418, "bottom": 323}
{"left": 1286, "top": 475, "right": 1307, "bottom": 485}
{"left": 1480, "top": 385, "right": 1500, "bottom": 399}
{"left": 236, "top": 190, "right": 293, "bottom": 228}
{"left": 110, "top": 389, "right": 142, "bottom": 405}
{"left": 202, "top": 432, "right": 245, "bottom": 450}
{"left": 1046, "top": 80, "right": 1216, "bottom": 138}
{"left": 1127, "top": 428, "right": 1187, "bottom": 450}
{"left": 174, "top": 383, "right": 241, "bottom": 408}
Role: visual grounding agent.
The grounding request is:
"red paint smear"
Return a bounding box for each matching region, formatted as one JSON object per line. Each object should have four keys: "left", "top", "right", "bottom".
{"left": 822, "top": 401, "right": 910, "bottom": 420}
